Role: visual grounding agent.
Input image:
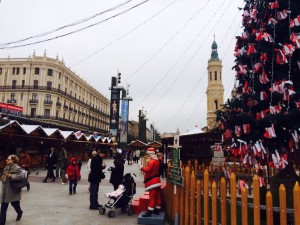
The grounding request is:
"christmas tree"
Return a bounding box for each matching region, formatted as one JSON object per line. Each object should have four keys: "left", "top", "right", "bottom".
{"left": 216, "top": 0, "right": 300, "bottom": 170}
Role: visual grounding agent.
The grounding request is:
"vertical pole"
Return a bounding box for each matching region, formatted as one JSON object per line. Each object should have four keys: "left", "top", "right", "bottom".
{"left": 241, "top": 187, "right": 248, "bottom": 225}
{"left": 294, "top": 182, "right": 300, "bottom": 225}
{"left": 204, "top": 169, "right": 209, "bottom": 225}
{"left": 212, "top": 181, "right": 217, "bottom": 225}
{"left": 190, "top": 171, "right": 195, "bottom": 225}
{"left": 220, "top": 177, "right": 226, "bottom": 225}
{"left": 279, "top": 184, "right": 287, "bottom": 225}
{"left": 253, "top": 174, "right": 260, "bottom": 225}
{"left": 196, "top": 180, "right": 201, "bottom": 225}
{"left": 230, "top": 173, "right": 236, "bottom": 225}
{"left": 266, "top": 191, "right": 273, "bottom": 225}
{"left": 184, "top": 166, "right": 190, "bottom": 225}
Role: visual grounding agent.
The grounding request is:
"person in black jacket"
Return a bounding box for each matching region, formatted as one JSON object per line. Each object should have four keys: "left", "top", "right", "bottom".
{"left": 89, "top": 150, "right": 106, "bottom": 210}
{"left": 43, "top": 147, "right": 58, "bottom": 183}
{"left": 109, "top": 153, "right": 125, "bottom": 190}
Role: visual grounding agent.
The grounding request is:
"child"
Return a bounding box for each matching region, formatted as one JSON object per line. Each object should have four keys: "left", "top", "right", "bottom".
{"left": 66, "top": 158, "right": 81, "bottom": 195}
{"left": 105, "top": 184, "right": 124, "bottom": 198}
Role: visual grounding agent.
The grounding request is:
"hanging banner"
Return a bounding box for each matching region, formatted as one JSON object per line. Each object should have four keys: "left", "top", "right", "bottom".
{"left": 120, "top": 100, "right": 129, "bottom": 143}
{"left": 109, "top": 89, "right": 120, "bottom": 137}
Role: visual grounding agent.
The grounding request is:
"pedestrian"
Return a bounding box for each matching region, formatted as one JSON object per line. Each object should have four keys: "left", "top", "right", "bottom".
{"left": 108, "top": 153, "right": 125, "bottom": 190}
{"left": 127, "top": 150, "right": 133, "bottom": 165}
{"left": 77, "top": 157, "right": 82, "bottom": 180}
{"left": 17, "top": 150, "right": 31, "bottom": 191}
{"left": 0, "top": 155, "right": 24, "bottom": 224}
{"left": 89, "top": 150, "right": 106, "bottom": 210}
{"left": 139, "top": 148, "right": 162, "bottom": 217}
{"left": 43, "top": 147, "right": 58, "bottom": 183}
{"left": 66, "top": 158, "right": 81, "bottom": 195}
{"left": 135, "top": 149, "right": 141, "bottom": 163}
{"left": 56, "top": 144, "right": 67, "bottom": 178}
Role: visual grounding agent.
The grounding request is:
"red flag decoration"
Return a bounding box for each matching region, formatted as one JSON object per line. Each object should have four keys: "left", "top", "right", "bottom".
{"left": 290, "top": 15, "right": 300, "bottom": 28}
{"left": 268, "top": 1, "right": 279, "bottom": 9}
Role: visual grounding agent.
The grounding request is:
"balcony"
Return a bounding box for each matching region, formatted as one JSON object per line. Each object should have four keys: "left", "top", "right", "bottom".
{"left": 74, "top": 109, "right": 78, "bottom": 113}
{"left": 43, "top": 100, "right": 53, "bottom": 105}
{"left": 63, "top": 105, "right": 68, "bottom": 110}
{"left": 56, "top": 102, "right": 61, "bottom": 107}
{"left": 7, "top": 99, "right": 16, "bottom": 104}
{"left": 29, "top": 99, "right": 38, "bottom": 104}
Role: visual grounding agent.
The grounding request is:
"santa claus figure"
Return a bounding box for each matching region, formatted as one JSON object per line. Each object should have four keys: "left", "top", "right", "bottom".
{"left": 139, "top": 148, "right": 162, "bottom": 217}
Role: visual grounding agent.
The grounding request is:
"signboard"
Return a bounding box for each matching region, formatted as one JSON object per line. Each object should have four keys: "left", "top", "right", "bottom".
{"left": 120, "top": 100, "right": 129, "bottom": 143}
{"left": 171, "top": 148, "right": 180, "bottom": 167}
{"left": 169, "top": 148, "right": 183, "bottom": 186}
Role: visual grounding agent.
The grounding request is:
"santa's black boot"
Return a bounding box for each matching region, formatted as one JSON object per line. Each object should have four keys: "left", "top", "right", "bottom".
{"left": 142, "top": 210, "right": 153, "bottom": 217}
{"left": 153, "top": 208, "right": 160, "bottom": 215}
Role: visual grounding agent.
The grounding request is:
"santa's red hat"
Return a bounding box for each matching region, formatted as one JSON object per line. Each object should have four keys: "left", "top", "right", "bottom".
{"left": 147, "top": 148, "right": 155, "bottom": 155}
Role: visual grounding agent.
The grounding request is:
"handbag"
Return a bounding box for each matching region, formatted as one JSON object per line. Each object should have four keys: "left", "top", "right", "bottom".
{"left": 10, "top": 177, "right": 29, "bottom": 191}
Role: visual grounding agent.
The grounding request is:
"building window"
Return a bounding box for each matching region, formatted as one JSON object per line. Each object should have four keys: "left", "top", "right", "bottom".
{"left": 22, "top": 80, "right": 25, "bottom": 87}
{"left": 23, "top": 67, "right": 26, "bottom": 75}
{"left": 58, "top": 84, "right": 61, "bottom": 91}
{"left": 21, "top": 93, "right": 23, "bottom": 100}
{"left": 12, "top": 68, "right": 16, "bottom": 75}
{"left": 10, "top": 93, "right": 15, "bottom": 100}
{"left": 47, "top": 81, "right": 52, "bottom": 90}
{"left": 44, "top": 109, "right": 50, "bottom": 119}
{"left": 35, "top": 67, "right": 40, "bottom": 75}
{"left": 47, "top": 69, "right": 53, "bottom": 76}
{"left": 12, "top": 80, "right": 17, "bottom": 89}
{"left": 45, "top": 94, "right": 51, "bottom": 102}
{"left": 210, "top": 72, "right": 212, "bottom": 81}
{"left": 33, "top": 80, "right": 38, "bottom": 89}
{"left": 30, "top": 108, "right": 36, "bottom": 117}
{"left": 0, "top": 68, "right": 2, "bottom": 75}
{"left": 214, "top": 71, "right": 217, "bottom": 81}
{"left": 32, "top": 93, "right": 37, "bottom": 100}
{"left": 214, "top": 100, "right": 218, "bottom": 110}
{"left": 65, "top": 77, "right": 68, "bottom": 84}
{"left": 59, "top": 72, "right": 61, "bottom": 79}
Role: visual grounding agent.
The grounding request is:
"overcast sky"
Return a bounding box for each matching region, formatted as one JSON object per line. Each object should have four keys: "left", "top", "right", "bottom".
{"left": 0, "top": 0, "right": 243, "bottom": 134}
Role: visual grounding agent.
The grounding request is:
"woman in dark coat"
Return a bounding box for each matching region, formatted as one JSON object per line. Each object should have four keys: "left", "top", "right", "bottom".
{"left": 0, "top": 155, "right": 24, "bottom": 225}
{"left": 109, "top": 153, "right": 125, "bottom": 190}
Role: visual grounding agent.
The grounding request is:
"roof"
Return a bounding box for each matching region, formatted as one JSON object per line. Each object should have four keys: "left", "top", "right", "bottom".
{"left": 180, "top": 127, "right": 204, "bottom": 136}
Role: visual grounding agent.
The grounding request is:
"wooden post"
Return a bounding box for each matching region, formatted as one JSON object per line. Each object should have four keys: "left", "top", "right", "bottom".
{"left": 204, "top": 169, "right": 209, "bottom": 225}
{"left": 294, "top": 182, "right": 300, "bottom": 225}
{"left": 220, "top": 178, "right": 226, "bottom": 225}
{"left": 180, "top": 185, "right": 185, "bottom": 225}
{"left": 241, "top": 187, "right": 248, "bottom": 225}
{"left": 190, "top": 171, "right": 196, "bottom": 225}
{"left": 253, "top": 174, "right": 260, "bottom": 225}
{"left": 266, "top": 191, "right": 273, "bottom": 225}
{"left": 184, "top": 166, "right": 190, "bottom": 225}
{"left": 195, "top": 160, "right": 199, "bottom": 175}
{"left": 279, "top": 184, "right": 287, "bottom": 225}
{"left": 196, "top": 180, "right": 201, "bottom": 225}
{"left": 212, "top": 181, "right": 217, "bottom": 225}
{"left": 230, "top": 172, "right": 236, "bottom": 225}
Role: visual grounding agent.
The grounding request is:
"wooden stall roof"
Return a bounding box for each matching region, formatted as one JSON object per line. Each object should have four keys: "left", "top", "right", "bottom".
{"left": 147, "top": 141, "right": 162, "bottom": 148}
{"left": 128, "top": 140, "right": 147, "bottom": 147}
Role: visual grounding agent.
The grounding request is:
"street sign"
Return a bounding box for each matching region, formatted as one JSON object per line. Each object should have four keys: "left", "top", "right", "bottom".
{"left": 169, "top": 174, "right": 184, "bottom": 186}
{"left": 170, "top": 166, "right": 182, "bottom": 176}
{"left": 171, "top": 148, "right": 180, "bottom": 167}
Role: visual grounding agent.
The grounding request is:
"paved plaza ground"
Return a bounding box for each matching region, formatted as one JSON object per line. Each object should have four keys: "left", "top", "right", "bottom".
{"left": 2, "top": 158, "right": 168, "bottom": 225}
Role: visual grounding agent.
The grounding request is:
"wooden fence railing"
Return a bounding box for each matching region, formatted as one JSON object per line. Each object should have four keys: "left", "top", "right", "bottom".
{"left": 165, "top": 161, "right": 300, "bottom": 225}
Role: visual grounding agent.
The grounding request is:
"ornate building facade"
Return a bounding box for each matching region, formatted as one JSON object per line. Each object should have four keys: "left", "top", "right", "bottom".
{"left": 206, "top": 37, "right": 224, "bottom": 130}
{"left": 0, "top": 53, "right": 110, "bottom": 133}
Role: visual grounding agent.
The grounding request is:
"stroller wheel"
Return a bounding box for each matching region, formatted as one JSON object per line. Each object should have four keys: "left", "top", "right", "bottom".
{"left": 99, "top": 207, "right": 106, "bottom": 215}
{"left": 108, "top": 210, "right": 115, "bottom": 218}
{"left": 121, "top": 207, "right": 127, "bottom": 213}
{"left": 127, "top": 208, "right": 134, "bottom": 216}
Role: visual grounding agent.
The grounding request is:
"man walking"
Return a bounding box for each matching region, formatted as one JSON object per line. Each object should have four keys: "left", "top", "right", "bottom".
{"left": 56, "top": 145, "right": 67, "bottom": 178}
{"left": 89, "top": 150, "right": 106, "bottom": 210}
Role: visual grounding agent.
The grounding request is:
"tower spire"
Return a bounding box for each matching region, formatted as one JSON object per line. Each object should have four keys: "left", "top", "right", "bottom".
{"left": 210, "top": 35, "right": 219, "bottom": 61}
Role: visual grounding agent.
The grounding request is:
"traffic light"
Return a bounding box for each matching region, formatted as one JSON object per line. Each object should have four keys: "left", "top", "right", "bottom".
{"left": 117, "top": 72, "right": 121, "bottom": 84}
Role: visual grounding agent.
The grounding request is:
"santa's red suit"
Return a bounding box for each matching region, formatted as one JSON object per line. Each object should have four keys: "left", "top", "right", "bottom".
{"left": 140, "top": 149, "right": 162, "bottom": 215}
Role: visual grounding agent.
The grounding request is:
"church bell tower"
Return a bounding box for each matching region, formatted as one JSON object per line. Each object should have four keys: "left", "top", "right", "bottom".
{"left": 206, "top": 36, "right": 224, "bottom": 129}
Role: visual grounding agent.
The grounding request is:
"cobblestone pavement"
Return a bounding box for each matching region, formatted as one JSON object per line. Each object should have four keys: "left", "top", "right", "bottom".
{"left": 2, "top": 158, "right": 168, "bottom": 225}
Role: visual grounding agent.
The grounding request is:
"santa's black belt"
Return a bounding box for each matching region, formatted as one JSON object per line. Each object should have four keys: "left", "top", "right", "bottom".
{"left": 144, "top": 175, "right": 160, "bottom": 183}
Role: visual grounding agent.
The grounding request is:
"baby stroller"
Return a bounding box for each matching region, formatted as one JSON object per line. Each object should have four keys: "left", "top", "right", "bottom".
{"left": 99, "top": 173, "right": 136, "bottom": 218}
